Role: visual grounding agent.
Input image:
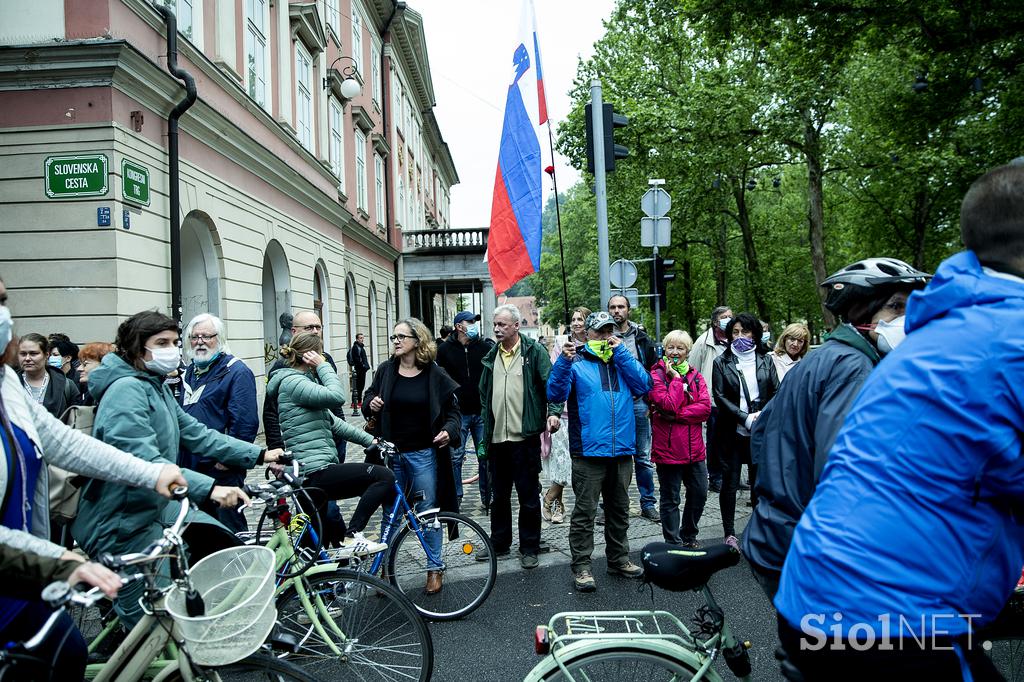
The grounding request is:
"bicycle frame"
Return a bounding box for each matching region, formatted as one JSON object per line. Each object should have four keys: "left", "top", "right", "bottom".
{"left": 367, "top": 479, "right": 443, "bottom": 577}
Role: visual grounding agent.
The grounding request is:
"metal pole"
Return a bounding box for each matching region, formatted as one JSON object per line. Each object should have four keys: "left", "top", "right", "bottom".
{"left": 653, "top": 244, "right": 661, "bottom": 341}
{"left": 591, "top": 79, "right": 611, "bottom": 306}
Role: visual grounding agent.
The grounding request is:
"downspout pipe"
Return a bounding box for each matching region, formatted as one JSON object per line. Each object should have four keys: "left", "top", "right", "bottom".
{"left": 382, "top": 1, "right": 405, "bottom": 314}
{"left": 154, "top": 4, "right": 197, "bottom": 328}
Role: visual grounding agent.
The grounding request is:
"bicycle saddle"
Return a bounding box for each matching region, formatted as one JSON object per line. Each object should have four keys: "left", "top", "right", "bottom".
{"left": 641, "top": 542, "right": 740, "bottom": 592}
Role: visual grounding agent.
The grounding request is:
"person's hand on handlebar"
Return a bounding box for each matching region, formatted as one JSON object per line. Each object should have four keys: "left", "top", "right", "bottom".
{"left": 155, "top": 464, "right": 188, "bottom": 498}
{"left": 263, "top": 448, "right": 285, "bottom": 463}
{"left": 210, "top": 485, "right": 250, "bottom": 509}
{"left": 68, "top": 561, "right": 122, "bottom": 599}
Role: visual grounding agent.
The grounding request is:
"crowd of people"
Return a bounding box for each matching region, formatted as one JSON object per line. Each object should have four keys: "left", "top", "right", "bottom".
{"left": 1, "top": 161, "right": 1022, "bottom": 680}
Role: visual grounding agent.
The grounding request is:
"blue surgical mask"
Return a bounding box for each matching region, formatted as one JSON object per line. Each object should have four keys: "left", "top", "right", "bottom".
{"left": 47, "top": 356, "right": 64, "bottom": 369}
{"left": 761, "top": 332, "right": 771, "bottom": 345}
{"left": 718, "top": 319, "right": 729, "bottom": 331}
{"left": 466, "top": 324, "right": 480, "bottom": 339}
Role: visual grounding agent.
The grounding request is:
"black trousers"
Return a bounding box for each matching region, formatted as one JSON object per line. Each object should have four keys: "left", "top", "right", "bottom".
{"left": 489, "top": 436, "right": 542, "bottom": 555}
{"left": 305, "top": 463, "right": 396, "bottom": 534}
{"left": 719, "top": 433, "right": 756, "bottom": 537}
{"left": 352, "top": 370, "right": 368, "bottom": 405}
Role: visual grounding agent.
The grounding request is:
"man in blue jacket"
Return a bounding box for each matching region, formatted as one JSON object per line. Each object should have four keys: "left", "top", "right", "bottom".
{"left": 548, "top": 311, "right": 653, "bottom": 592}
{"left": 774, "top": 162, "right": 1024, "bottom": 679}
{"left": 179, "top": 313, "right": 258, "bottom": 533}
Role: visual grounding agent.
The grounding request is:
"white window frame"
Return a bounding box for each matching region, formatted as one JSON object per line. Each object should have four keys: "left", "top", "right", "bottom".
{"left": 374, "top": 154, "right": 385, "bottom": 226}
{"left": 371, "top": 48, "right": 381, "bottom": 104}
{"left": 329, "top": 98, "right": 345, "bottom": 192}
{"left": 355, "top": 130, "right": 368, "bottom": 211}
{"left": 397, "top": 176, "right": 405, "bottom": 227}
{"left": 326, "top": 0, "right": 340, "bottom": 41}
{"left": 351, "top": 9, "right": 363, "bottom": 71}
{"left": 244, "top": 0, "right": 269, "bottom": 109}
{"left": 295, "top": 43, "right": 314, "bottom": 151}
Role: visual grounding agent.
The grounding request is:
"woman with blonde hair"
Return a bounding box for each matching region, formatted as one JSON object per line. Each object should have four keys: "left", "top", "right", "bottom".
{"left": 772, "top": 323, "right": 811, "bottom": 381}
{"left": 268, "top": 331, "right": 393, "bottom": 556}
{"left": 363, "top": 318, "right": 461, "bottom": 594}
{"left": 647, "top": 329, "right": 712, "bottom": 547}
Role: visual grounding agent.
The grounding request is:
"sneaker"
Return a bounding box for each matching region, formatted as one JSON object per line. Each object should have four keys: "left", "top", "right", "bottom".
{"left": 1016, "top": 568, "right": 1024, "bottom": 593}
{"left": 640, "top": 507, "right": 660, "bottom": 522}
{"left": 521, "top": 554, "right": 539, "bottom": 569}
{"left": 724, "top": 535, "right": 740, "bottom": 551}
{"left": 607, "top": 560, "right": 644, "bottom": 579}
{"left": 541, "top": 495, "right": 554, "bottom": 522}
{"left": 574, "top": 569, "right": 597, "bottom": 592}
{"left": 550, "top": 499, "right": 565, "bottom": 524}
{"left": 338, "top": 532, "right": 387, "bottom": 557}
{"left": 475, "top": 546, "right": 510, "bottom": 562}
{"left": 738, "top": 480, "right": 751, "bottom": 491}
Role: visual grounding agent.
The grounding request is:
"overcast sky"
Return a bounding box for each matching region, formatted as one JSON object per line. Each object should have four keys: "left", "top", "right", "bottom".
{"left": 414, "top": 0, "right": 615, "bottom": 228}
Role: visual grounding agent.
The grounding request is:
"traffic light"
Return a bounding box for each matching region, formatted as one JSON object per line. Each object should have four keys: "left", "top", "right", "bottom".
{"left": 584, "top": 103, "right": 630, "bottom": 173}
{"left": 651, "top": 255, "right": 676, "bottom": 311}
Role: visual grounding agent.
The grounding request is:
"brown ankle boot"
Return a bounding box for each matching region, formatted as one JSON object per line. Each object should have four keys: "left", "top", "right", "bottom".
{"left": 425, "top": 570, "right": 443, "bottom": 595}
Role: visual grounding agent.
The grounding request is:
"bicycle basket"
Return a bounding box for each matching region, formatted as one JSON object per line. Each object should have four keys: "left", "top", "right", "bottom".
{"left": 165, "top": 545, "right": 276, "bottom": 666}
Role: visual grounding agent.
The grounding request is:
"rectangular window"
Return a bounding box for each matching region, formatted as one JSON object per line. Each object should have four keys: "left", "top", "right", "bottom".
{"left": 351, "top": 10, "right": 363, "bottom": 70}
{"left": 371, "top": 49, "right": 381, "bottom": 104}
{"left": 326, "top": 0, "right": 339, "bottom": 39}
{"left": 245, "top": 0, "right": 268, "bottom": 108}
{"left": 374, "top": 154, "right": 385, "bottom": 226}
{"left": 397, "top": 177, "right": 405, "bottom": 227}
{"left": 355, "top": 130, "right": 368, "bottom": 211}
{"left": 329, "top": 99, "right": 345, "bottom": 191}
{"left": 295, "top": 44, "right": 313, "bottom": 150}
{"left": 177, "top": 0, "right": 194, "bottom": 41}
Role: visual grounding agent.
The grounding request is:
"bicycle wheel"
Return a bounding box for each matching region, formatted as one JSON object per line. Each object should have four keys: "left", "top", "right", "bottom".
{"left": 539, "top": 647, "right": 703, "bottom": 681}
{"left": 386, "top": 511, "right": 496, "bottom": 620}
{"left": 275, "top": 568, "right": 433, "bottom": 681}
{"left": 165, "top": 652, "right": 318, "bottom": 681}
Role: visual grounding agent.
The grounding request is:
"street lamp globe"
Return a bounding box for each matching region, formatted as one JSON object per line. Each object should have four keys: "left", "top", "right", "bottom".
{"left": 340, "top": 78, "right": 361, "bottom": 100}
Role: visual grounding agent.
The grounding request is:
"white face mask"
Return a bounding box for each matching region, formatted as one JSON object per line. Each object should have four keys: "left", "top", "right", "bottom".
{"left": 874, "top": 315, "right": 907, "bottom": 355}
{"left": 0, "top": 305, "right": 11, "bottom": 352}
{"left": 144, "top": 345, "right": 181, "bottom": 375}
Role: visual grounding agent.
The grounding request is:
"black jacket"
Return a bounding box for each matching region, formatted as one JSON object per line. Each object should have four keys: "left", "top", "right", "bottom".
{"left": 712, "top": 349, "right": 779, "bottom": 443}
{"left": 18, "top": 366, "right": 79, "bottom": 419}
{"left": 435, "top": 335, "right": 489, "bottom": 415}
{"left": 741, "top": 324, "right": 880, "bottom": 576}
{"left": 362, "top": 359, "right": 462, "bottom": 513}
{"left": 346, "top": 342, "right": 370, "bottom": 374}
{"left": 263, "top": 351, "right": 344, "bottom": 450}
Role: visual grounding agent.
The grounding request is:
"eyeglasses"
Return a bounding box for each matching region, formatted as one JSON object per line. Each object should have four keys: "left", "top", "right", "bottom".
{"left": 389, "top": 334, "right": 415, "bottom": 342}
{"left": 189, "top": 333, "right": 218, "bottom": 343}
{"left": 297, "top": 324, "right": 323, "bottom": 332}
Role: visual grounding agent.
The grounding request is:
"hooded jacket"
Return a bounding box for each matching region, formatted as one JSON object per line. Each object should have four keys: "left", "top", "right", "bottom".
{"left": 267, "top": 362, "right": 373, "bottom": 474}
{"left": 776, "top": 251, "right": 1024, "bottom": 639}
{"left": 179, "top": 353, "right": 259, "bottom": 471}
{"left": 73, "top": 353, "right": 261, "bottom": 559}
{"left": 647, "top": 360, "right": 712, "bottom": 465}
{"left": 740, "top": 323, "right": 880, "bottom": 577}
{"left": 436, "top": 334, "right": 490, "bottom": 416}
{"left": 547, "top": 343, "right": 652, "bottom": 458}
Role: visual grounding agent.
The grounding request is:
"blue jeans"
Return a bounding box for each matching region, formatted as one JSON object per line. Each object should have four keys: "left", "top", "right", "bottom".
{"left": 634, "top": 401, "right": 656, "bottom": 511}
{"left": 393, "top": 447, "right": 442, "bottom": 568}
{"left": 452, "top": 413, "right": 485, "bottom": 502}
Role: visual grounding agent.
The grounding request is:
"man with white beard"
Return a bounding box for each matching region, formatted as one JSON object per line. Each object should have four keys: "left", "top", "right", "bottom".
{"left": 179, "top": 313, "right": 259, "bottom": 533}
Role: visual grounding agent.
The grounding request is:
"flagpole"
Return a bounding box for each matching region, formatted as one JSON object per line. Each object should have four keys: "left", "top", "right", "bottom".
{"left": 546, "top": 121, "right": 570, "bottom": 328}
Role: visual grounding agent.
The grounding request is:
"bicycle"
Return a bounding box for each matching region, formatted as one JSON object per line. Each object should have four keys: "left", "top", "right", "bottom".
{"left": 241, "top": 464, "right": 434, "bottom": 681}
{"left": 0, "top": 487, "right": 316, "bottom": 682}
{"left": 341, "top": 439, "right": 497, "bottom": 621}
{"left": 524, "top": 542, "right": 752, "bottom": 681}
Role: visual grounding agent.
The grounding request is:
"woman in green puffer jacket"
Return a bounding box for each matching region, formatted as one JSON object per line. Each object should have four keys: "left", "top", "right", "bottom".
{"left": 267, "top": 331, "right": 395, "bottom": 555}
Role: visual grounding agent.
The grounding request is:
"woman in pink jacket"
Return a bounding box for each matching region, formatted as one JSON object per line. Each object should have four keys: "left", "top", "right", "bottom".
{"left": 648, "top": 330, "right": 712, "bottom": 548}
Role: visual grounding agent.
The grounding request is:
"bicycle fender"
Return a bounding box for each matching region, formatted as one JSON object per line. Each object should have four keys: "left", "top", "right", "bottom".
{"left": 523, "top": 640, "right": 718, "bottom": 682}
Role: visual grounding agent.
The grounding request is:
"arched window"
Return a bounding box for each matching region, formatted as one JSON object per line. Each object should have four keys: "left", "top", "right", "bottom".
{"left": 180, "top": 211, "right": 222, "bottom": 324}
{"left": 313, "top": 261, "right": 331, "bottom": 353}
{"left": 345, "top": 274, "right": 357, "bottom": 350}
{"left": 261, "top": 240, "right": 291, "bottom": 369}
{"left": 367, "top": 283, "right": 378, "bottom": 366}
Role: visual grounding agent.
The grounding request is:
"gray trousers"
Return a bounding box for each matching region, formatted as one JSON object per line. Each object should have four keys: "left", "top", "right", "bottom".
{"left": 569, "top": 455, "right": 633, "bottom": 572}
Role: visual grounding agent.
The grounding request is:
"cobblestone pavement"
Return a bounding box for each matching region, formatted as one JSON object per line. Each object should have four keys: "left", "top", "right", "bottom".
{"left": 246, "top": 411, "right": 754, "bottom": 575}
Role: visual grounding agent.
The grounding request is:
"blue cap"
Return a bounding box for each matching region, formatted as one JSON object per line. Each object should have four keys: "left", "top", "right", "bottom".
{"left": 454, "top": 311, "right": 481, "bottom": 325}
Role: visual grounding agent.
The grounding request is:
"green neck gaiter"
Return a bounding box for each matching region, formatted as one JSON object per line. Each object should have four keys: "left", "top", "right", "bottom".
{"left": 587, "top": 340, "right": 613, "bottom": 363}
{"left": 672, "top": 360, "right": 689, "bottom": 376}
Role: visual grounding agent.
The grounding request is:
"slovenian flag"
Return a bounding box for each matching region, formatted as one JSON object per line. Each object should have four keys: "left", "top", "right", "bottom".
{"left": 487, "top": 0, "right": 548, "bottom": 295}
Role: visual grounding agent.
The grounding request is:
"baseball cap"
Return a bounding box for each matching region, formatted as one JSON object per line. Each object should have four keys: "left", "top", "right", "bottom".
{"left": 454, "top": 311, "right": 481, "bottom": 325}
{"left": 585, "top": 311, "right": 615, "bottom": 331}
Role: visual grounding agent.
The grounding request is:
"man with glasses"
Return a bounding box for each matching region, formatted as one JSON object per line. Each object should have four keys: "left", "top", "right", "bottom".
{"left": 179, "top": 313, "right": 259, "bottom": 533}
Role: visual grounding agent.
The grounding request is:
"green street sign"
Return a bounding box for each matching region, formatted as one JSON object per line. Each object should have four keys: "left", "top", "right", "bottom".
{"left": 121, "top": 159, "right": 151, "bottom": 206}
{"left": 44, "top": 154, "right": 109, "bottom": 198}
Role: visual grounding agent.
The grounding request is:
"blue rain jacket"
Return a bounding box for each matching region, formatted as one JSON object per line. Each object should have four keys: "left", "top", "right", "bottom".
{"left": 776, "top": 251, "right": 1024, "bottom": 643}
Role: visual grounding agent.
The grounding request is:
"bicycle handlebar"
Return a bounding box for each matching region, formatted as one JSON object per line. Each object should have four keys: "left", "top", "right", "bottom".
{"left": 363, "top": 439, "right": 397, "bottom": 461}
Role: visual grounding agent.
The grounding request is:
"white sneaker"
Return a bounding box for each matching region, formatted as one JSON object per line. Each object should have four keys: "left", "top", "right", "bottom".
{"left": 338, "top": 532, "right": 388, "bottom": 557}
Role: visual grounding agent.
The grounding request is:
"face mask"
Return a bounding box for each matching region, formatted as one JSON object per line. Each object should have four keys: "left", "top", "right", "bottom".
{"left": 732, "top": 337, "right": 756, "bottom": 354}
{"left": 465, "top": 324, "right": 480, "bottom": 339}
{"left": 718, "top": 319, "right": 729, "bottom": 331}
{"left": 671, "top": 360, "right": 689, "bottom": 375}
{"left": 144, "top": 345, "right": 181, "bottom": 375}
{"left": 193, "top": 349, "right": 222, "bottom": 369}
{"left": 0, "top": 306, "right": 10, "bottom": 352}
{"left": 874, "top": 315, "right": 907, "bottom": 355}
{"left": 47, "top": 356, "right": 64, "bottom": 369}
{"left": 586, "top": 340, "right": 613, "bottom": 362}
{"left": 761, "top": 332, "right": 771, "bottom": 345}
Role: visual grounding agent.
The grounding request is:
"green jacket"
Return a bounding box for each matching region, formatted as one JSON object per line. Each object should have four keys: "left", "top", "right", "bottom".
{"left": 73, "top": 354, "right": 261, "bottom": 558}
{"left": 266, "top": 363, "right": 373, "bottom": 474}
{"left": 479, "top": 335, "right": 563, "bottom": 449}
